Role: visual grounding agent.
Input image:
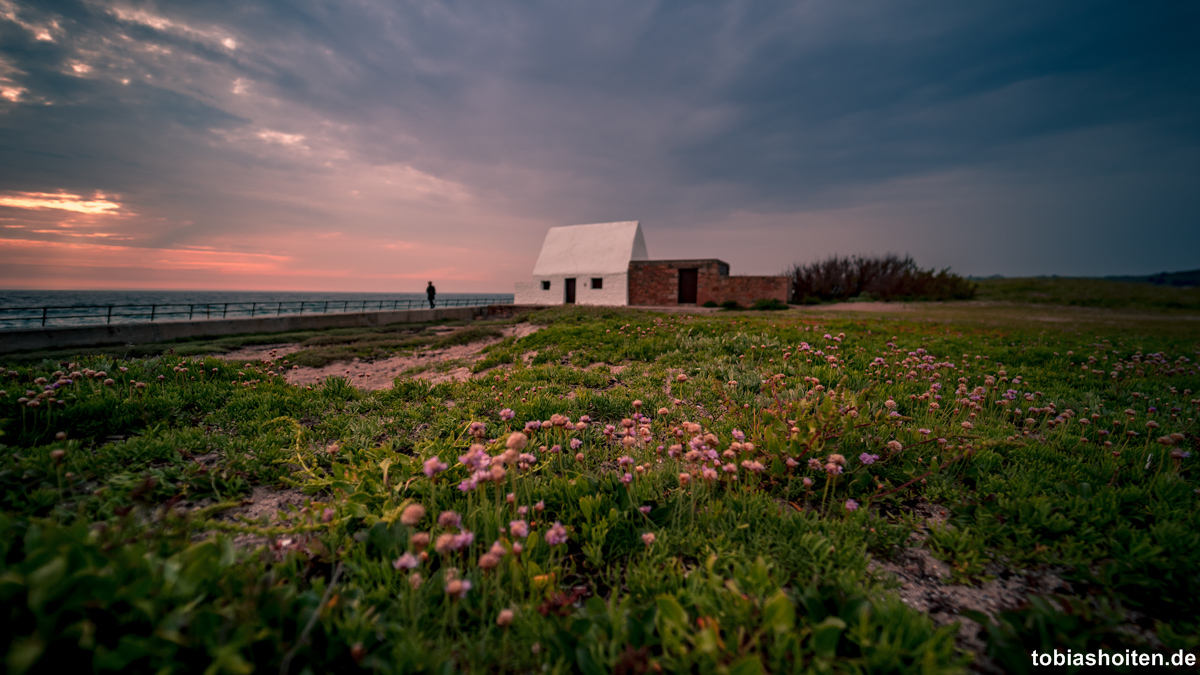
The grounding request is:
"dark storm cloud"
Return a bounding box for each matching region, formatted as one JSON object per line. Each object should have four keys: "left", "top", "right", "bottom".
{"left": 0, "top": 0, "right": 1197, "bottom": 285}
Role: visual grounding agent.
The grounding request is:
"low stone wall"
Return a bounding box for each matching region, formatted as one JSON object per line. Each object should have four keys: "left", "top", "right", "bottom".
{"left": 629, "top": 260, "right": 787, "bottom": 307}
{"left": 0, "top": 304, "right": 531, "bottom": 355}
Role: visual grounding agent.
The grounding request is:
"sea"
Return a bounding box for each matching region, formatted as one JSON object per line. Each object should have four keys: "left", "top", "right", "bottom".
{"left": 0, "top": 290, "right": 514, "bottom": 329}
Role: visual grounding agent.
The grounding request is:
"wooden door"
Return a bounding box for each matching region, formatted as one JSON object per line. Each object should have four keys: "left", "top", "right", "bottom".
{"left": 678, "top": 269, "right": 698, "bottom": 304}
{"left": 565, "top": 278, "right": 576, "bottom": 304}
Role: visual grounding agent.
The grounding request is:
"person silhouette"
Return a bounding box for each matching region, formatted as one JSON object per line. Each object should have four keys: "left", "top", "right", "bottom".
{"left": 426, "top": 281, "right": 436, "bottom": 309}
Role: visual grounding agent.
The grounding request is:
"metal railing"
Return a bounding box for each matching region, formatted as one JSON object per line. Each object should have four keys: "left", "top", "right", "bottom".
{"left": 0, "top": 296, "right": 513, "bottom": 330}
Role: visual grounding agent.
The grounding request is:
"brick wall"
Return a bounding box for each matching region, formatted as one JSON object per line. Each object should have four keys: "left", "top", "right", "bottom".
{"left": 704, "top": 275, "right": 789, "bottom": 307}
{"left": 628, "top": 260, "right": 788, "bottom": 307}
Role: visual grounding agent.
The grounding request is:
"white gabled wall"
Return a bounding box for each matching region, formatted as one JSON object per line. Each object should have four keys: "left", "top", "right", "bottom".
{"left": 514, "top": 273, "right": 628, "bottom": 306}
{"left": 515, "top": 221, "right": 648, "bottom": 306}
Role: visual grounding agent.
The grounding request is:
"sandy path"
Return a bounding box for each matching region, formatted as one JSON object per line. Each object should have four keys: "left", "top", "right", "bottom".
{"left": 219, "top": 323, "right": 540, "bottom": 390}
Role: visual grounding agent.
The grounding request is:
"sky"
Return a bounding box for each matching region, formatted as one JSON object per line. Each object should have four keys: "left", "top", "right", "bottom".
{"left": 0, "top": 0, "right": 1197, "bottom": 292}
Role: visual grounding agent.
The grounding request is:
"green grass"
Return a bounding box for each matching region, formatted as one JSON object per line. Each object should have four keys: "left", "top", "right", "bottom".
{"left": 1, "top": 305, "right": 1197, "bottom": 673}
{"left": 2, "top": 319, "right": 515, "bottom": 368}
{"left": 974, "top": 277, "right": 1200, "bottom": 312}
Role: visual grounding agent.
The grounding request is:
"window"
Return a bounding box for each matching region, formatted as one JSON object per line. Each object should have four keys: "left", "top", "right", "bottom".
{"left": 591, "top": 277, "right": 603, "bottom": 289}
{"left": 541, "top": 280, "right": 551, "bottom": 291}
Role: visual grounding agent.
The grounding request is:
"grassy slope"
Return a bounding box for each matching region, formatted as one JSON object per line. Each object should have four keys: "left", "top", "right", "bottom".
{"left": 0, "top": 304, "right": 1197, "bottom": 673}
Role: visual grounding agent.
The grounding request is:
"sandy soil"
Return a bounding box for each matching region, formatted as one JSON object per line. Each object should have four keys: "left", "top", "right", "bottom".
{"left": 219, "top": 323, "right": 541, "bottom": 391}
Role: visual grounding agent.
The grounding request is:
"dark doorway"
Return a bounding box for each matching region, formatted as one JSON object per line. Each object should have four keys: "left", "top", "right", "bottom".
{"left": 678, "top": 268, "right": 698, "bottom": 304}
{"left": 565, "top": 278, "right": 576, "bottom": 304}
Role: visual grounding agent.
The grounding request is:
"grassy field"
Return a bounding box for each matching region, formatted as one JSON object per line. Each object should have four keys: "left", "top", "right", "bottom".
{"left": 1, "top": 303, "right": 1198, "bottom": 673}
{"left": 974, "top": 277, "right": 1200, "bottom": 312}
{"left": 0, "top": 319, "right": 514, "bottom": 368}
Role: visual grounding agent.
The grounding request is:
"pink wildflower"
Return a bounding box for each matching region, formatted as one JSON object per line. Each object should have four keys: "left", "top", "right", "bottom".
{"left": 423, "top": 456, "right": 449, "bottom": 478}
{"left": 506, "top": 432, "right": 528, "bottom": 451}
{"left": 458, "top": 445, "right": 490, "bottom": 471}
{"left": 545, "top": 521, "right": 569, "bottom": 545}
{"left": 393, "top": 552, "right": 420, "bottom": 569}
{"left": 509, "top": 520, "right": 529, "bottom": 538}
{"left": 400, "top": 504, "right": 426, "bottom": 526}
{"left": 445, "top": 578, "right": 472, "bottom": 599}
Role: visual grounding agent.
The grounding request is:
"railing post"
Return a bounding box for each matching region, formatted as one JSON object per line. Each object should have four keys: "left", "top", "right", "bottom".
{"left": 41, "top": 307, "right": 47, "bottom": 327}
{"left": 151, "top": 305, "right": 157, "bottom": 321}
{"left": 107, "top": 305, "right": 113, "bottom": 324}
{"left": 324, "top": 301, "right": 328, "bottom": 314}
{"left": 189, "top": 304, "right": 194, "bottom": 320}
{"left": 251, "top": 302, "right": 256, "bottom": 317}
{"left": 277, "top": 302, "right": 283, "bottom": 315}
{"left": 223, "top": 303, "right": 228, "bottom": 318}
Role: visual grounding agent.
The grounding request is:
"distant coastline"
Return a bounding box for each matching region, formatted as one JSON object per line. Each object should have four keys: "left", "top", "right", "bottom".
{"left": 968, "top": 269, "right": 1199, "bottom": 287}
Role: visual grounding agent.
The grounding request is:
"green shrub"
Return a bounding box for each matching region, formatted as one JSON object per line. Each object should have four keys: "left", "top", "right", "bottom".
{"left": 786, "top": 254, "right": 976, "bottom": 302}
{"left": 751, "top": 298, "right": 788, "bottom": 311}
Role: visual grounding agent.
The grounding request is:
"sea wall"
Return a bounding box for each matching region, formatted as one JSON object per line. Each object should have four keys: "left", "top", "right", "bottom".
{"left": 0, "top": 304, "right": 532, "bottom": 355}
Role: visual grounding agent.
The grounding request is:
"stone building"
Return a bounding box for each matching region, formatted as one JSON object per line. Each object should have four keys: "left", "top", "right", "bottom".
{"left": 514, "top": 221, "right": 789, "bottom": 307}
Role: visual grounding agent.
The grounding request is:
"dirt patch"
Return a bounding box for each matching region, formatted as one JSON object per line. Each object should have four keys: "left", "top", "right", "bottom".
{"left": 505, "top": 323, "right": 542, "bottom": 339}
{"left": 585, "top": 362, "right": 629, "bottom": 375}
{"left": 272, "top": 323, "right": 541, "bottom": 390}
{"left": 223, "top": 485, "right": 309, "bottom": 523}
{"left": 220, "top": 344, "right": 303, "bottom": 362}
{"left": 217, "top": 485, "right": 312, "bottom": 549}
{"left": 873, "top": 549, "right": 1069, "bottom": 672}
{"left": 182, "top": 484, "right": 314, "bottom": 549}
{"left": 871, "top": 502, "right": 1070, "bottom": 671}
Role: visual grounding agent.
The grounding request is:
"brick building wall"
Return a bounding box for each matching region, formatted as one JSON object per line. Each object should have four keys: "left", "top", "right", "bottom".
{"left": 628, "top": 259, "right": 788, "bottom": 307}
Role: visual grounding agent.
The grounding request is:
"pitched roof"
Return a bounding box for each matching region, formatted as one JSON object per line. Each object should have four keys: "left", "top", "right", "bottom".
{"left": 531, "top": 221, "right": 649, "bottom": 276}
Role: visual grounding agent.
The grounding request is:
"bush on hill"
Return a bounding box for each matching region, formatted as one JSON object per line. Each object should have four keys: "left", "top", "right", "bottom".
{"left": 787, "top": 254, "right": 976, "bottom": 303}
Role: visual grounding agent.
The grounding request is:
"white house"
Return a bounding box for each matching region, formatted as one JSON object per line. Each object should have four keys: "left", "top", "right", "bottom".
{"left": 514, "top": 221, "right": 648, "bottom": 305}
